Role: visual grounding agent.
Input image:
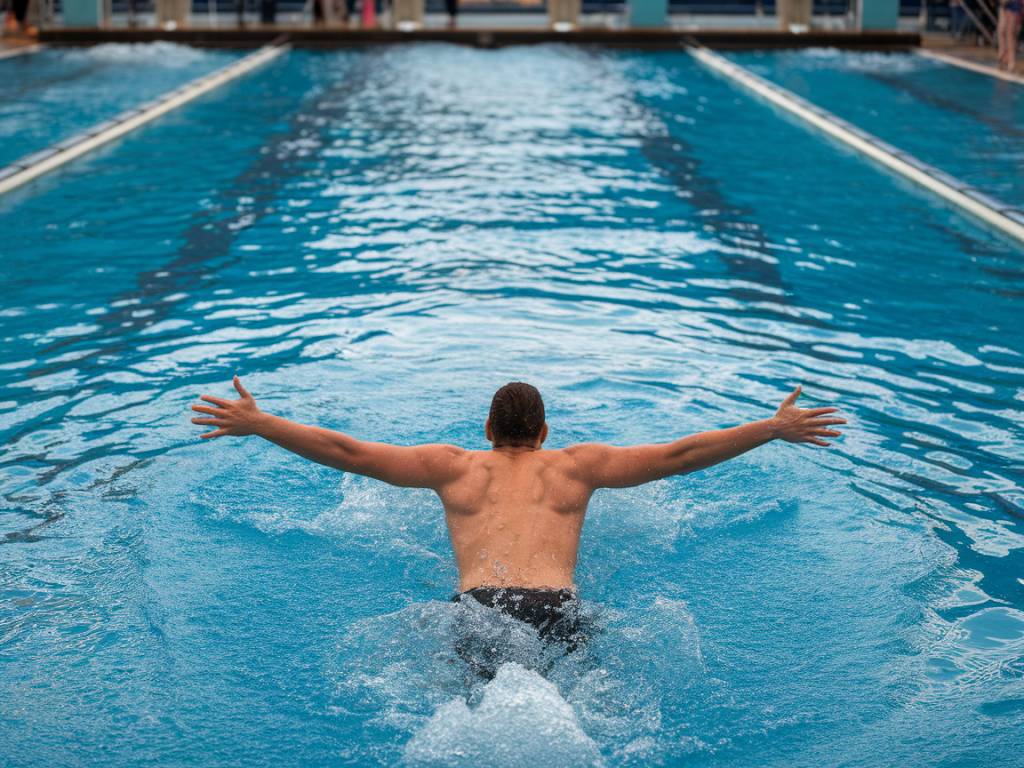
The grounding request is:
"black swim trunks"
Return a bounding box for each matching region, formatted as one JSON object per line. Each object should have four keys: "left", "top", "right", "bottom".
{"left": 450, "top": 586, "right": 587, "bottom": 680}
{"left": 452, "top": 586, "right": 583, "bottom": 646}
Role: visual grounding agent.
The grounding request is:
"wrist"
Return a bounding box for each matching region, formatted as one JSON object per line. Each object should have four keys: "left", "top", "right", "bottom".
{"left": 765, "top": 416, "right": 782, "bottom": 440}
{"left": 250, "top": 410, "right": 272, "bottom": 436}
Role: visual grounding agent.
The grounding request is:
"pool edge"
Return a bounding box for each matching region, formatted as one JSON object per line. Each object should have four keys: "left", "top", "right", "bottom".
{"left": 36, "top": 27, "right": 920, "bottom": 51}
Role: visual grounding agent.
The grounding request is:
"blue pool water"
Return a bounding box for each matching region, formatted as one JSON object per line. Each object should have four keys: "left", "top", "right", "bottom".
{"left": 728, "top": 49, "right": 1024, "bottom": 206}
{"left": 0, "top": 43, "right": 239, "bottom": 167}
{"left": 1, "top": 46, "right": 1023, "bottom": 767}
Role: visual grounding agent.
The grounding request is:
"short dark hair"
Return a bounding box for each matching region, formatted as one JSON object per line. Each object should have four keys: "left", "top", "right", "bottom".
{"left": 488, "top": 382, "right": 545, "bottom": 447}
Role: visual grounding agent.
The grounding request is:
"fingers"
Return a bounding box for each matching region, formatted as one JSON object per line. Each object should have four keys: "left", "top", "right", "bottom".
{"left": 812, "top": 429, "right": 842, "bottom": 438}
{"left": 803, "top": 407, "right": 838, "bottom": 416}
{"left": 200, "top": 394, "right": 230, "bottom": 407}
{"left": 233, "top": 375, "right": 251, "bottom": 399}
{"left": 806, "top": 437, "right": 830, "bottom": 447}
{"left": 781, "top": 385, "right": 801, "bottom": 407}
{"left": 191, "top": 417, "right": 225, "bottom": 426}
{"left": 201, "top": 428, "right": 228, "bottom": 439}
{"left": 191, "top": 404, "right": 222, "bottom": 416}
{"left": 809, "top": 417, "right": 846, "bottom": 426}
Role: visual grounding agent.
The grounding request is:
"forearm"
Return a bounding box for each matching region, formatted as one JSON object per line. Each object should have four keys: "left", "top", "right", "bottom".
{"left": 575, "top": 418, "right": 779, "bottom": 488}
{"left": 252, "top": 412, "right": 364, "bottom": 471}
{"left": 573, "top": 386, "right": 843, "bottom": 489}
{"left": 664, "top": 417, "right": 778, "bottom": 475}
{"left": 192, "top": 377, "right": 468, "bottom": 488}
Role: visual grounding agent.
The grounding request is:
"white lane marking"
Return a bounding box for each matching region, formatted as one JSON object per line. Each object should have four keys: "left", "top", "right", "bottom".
{"left": 0, "top": 43, "right": 287, "bottom": 197}
{"left": 689, "top": 46, "right": 1024, "bottom": 246}
{"left": 917, "top": 48, "right": 1024, "bottom": 86}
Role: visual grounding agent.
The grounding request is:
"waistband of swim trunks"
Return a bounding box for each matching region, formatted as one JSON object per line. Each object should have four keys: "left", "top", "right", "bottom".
{"left": 451, "top": 586, "right": 577, "bottom": 603}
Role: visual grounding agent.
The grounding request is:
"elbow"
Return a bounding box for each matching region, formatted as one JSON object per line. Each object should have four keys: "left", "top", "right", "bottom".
{"left": 668, "top": 445, "right": 698, "bottom": 476}
{"left": 329, "top": 437, "right": 363, "bottom": 471}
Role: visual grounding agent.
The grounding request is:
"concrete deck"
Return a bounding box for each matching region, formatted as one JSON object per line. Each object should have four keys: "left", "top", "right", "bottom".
{"left": 0, "top": 37, "right": 39, "bottom": 56}
{"left": 920, "top": 31, "right": 1023, "bottom": 77}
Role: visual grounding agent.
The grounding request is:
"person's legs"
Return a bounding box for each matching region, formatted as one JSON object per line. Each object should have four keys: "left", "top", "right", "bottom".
{"left": 998, "top": 8, "right": 1010, "bottom": 69}
{"left": 950, "top": 6, "right": 964, "bottom": 39}
{"left": 11, "top": 0, "right": 28, "bottom": 24}
{"left": 1010, "top": 11, "right": 1022, "bottom": 71}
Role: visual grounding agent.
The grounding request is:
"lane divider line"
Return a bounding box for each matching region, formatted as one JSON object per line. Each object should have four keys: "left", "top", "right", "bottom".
{"left": 0, "top": 42, "right": 287, "bottom": 198}
{"left": 917, "top": 48, "right": 1024, "bottom": 86}
{"left": 689, "top": 46, "right": 1024, "bottom": 245}
{"left": 0, "top": 43, "right": 42, "bottom": 60}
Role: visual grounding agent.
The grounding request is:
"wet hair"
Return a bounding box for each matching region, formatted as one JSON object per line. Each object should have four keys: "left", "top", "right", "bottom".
{"left": 488, "top": 382, "right": 546, "bottom": 447}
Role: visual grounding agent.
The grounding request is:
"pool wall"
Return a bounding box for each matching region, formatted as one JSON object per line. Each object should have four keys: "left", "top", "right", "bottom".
{"left": 38, "top": 27, "right": 920, "bottom": 49}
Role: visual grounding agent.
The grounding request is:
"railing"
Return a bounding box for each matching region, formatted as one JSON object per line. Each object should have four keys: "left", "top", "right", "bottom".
{"left": 962, "top": 0, "right": 999, "bottom": 45}
{"left": 923, "top": 0, "right": 999, "bottom": 44}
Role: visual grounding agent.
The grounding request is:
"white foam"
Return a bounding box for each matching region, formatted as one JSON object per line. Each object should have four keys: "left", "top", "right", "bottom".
{"left": 403, "top": 663, "right": 604, "bottom": 768}
{"left": 794, "top": 47, "right": 930, "bottom": 75}
{"left": 71, "top": 41, "right": 215, "bottom": 66}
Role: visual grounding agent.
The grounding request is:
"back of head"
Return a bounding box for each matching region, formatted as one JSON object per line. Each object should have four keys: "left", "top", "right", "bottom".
{"left": 488, "top": 382, "right": 546, "bottom": 447}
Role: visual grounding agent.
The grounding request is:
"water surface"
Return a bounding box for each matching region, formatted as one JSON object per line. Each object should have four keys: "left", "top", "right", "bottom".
{"left": 729, "top": 48, "right": 1024, "bottom": 206}
{"left": 1, "top": 46, "right": 1022, "bottom": 767}
{"left": 0, "top": 43, "right": 240, "bottom": 167}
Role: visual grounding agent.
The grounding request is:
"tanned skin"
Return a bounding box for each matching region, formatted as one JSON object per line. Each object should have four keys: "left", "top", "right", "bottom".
{"left": 192, "top": 377, "right": 844, "bottom": 592}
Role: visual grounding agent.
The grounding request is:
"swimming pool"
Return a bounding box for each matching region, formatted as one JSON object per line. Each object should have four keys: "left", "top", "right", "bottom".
{"left": 0, "top": 43, "right": 240, "bottom": 168}
{"left": 1, "top": 44, "right": 1022, "bottom": 767}
{"left": 728, "top": 48, "right": 1024, "bottom": 206}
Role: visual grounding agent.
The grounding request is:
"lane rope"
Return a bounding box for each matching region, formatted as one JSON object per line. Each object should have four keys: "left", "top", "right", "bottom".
{"left": 0, "top": 41, "right": 288, "bottom": 197}
{"left": 689, "top": 45, "right": 1024, "bottom": 245}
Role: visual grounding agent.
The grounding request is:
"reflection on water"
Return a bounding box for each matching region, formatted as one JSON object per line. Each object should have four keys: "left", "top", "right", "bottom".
{"left": 1, "top": 46, "right": 1022, "bottom": 766}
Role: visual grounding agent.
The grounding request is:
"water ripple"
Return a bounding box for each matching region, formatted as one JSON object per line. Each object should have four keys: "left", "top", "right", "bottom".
{"left": 0, "top": 45, "right": 1022, "bottom": 767}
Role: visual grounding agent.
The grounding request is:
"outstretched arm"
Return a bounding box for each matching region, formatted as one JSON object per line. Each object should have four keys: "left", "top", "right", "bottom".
{"left": 567, "top": 386, "right": 844, "bottom": 489}
{"left": 190, "top": 376, "right": 465, "bottom": 489}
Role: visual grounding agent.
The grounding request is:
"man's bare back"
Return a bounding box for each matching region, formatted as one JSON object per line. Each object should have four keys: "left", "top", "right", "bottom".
{"left": 191, "top": 378, "right": 844, "bottom": 595}
{"left": 438, "top": 447, "right": 592, "bottom": 590}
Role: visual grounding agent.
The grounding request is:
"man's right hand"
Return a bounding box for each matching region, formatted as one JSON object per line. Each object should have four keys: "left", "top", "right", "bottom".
{"left": 190, "top": 375, "right": 263, "bottom": 439}
{"left": 771, "top": 386, "right": 845, "bottom": 446}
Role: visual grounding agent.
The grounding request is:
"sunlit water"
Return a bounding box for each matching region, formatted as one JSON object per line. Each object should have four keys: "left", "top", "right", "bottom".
{"left": 1, "top": 46, "right": 1023, "bottom": 767}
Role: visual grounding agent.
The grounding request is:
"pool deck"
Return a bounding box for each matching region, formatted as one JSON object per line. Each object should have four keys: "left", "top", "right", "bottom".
{"left": 920, "top": 32, "right": 1024, "bottom": 77}
{"left": 0, "top": 37, "right": 40, "bottom": 57}
{"left": 30, "top": 25, "right": 921, "bottom": 50}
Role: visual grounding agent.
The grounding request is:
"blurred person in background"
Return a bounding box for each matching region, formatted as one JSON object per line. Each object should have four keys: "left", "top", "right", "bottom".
{"left": 998, "top": 0, "right": 1021, "bottom": 71}
{"left": 948, "top": 0, "right": 967, "bottom": 40}
{"left": 4, "top": 0, "right": 36, "bottom": 36}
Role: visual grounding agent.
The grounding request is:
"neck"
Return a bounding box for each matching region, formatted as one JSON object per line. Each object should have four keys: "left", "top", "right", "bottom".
{"left": 492, "top": 444, "right": 538, "bottom": 453}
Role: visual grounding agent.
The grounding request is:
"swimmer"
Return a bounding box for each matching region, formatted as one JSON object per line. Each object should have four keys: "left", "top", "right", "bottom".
{"left": 191, "top": 378, "right": 843, "bottom": 644}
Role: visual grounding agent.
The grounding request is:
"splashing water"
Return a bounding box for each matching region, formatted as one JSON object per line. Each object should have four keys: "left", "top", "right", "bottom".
{"left": 1, "top": 46, "right": 1022, "bottom": 766}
